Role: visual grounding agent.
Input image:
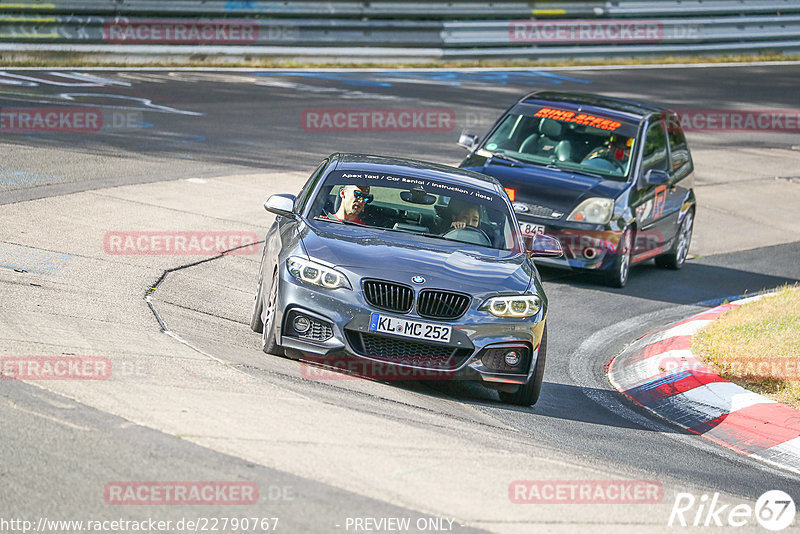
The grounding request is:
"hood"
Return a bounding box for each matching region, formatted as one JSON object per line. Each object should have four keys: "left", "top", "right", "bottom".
{"left": 461, "top": 154, "right": 628, "bottom": 214}
{"left": 299, "top": 221, "right": 532, "bottom": 295}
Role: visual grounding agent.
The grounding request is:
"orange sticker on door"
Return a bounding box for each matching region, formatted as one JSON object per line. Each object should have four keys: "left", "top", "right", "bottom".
{"left": 653, "top": 185, "right": 668, "bottom": 218}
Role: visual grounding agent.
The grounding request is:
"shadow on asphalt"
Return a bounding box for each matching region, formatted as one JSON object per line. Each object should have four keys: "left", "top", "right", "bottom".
{"left": 409, "top": 379, "right": 668, "bottom": 432}
{"left": 538, "top": 241, "right": 800, "bottom": 307}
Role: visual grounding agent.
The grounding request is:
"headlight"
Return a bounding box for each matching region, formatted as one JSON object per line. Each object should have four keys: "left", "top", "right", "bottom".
{"left": 567, "top": 198, "right": 614, "bottom": 224}
{"left": 480, "top": 295, "right": 542, "bottom": 318}
{"left": 287, "top": 257, "right": 351, "bottom": 290}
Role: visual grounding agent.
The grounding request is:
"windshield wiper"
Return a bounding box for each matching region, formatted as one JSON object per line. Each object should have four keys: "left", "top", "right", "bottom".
{"left": 546, "top": 161, "right": 604, "bottom": 179}
{"left": 487, "top": 152, "right": 526, "bottom": 166}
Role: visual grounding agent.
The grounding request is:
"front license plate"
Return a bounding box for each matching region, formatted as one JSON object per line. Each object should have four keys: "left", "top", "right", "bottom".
{"left": 519, "top": 222, "right": 545, "bottom": 236}
{"left": 369, "top": 314, "right": 452, "bottom": 343}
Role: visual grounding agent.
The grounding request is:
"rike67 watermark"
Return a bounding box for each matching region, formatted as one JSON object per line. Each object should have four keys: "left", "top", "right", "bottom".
{"left": 669, "top": 490, "right": 796, "bottom": 530}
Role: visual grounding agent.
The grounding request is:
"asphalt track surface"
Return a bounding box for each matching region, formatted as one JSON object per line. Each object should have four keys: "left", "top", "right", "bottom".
{"left": 2, "top": 65, "right": 800, "bottom": 533}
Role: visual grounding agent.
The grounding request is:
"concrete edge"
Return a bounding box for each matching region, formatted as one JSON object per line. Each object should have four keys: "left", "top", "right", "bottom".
{"left": 607, "top": 289, "right": 800, "bottom": 476}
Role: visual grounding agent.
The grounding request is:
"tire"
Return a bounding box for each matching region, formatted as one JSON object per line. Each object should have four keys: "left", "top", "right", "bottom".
{"left": 602, "top": 227, "right": 632, "bottom": 288}
{"left": 655, "top": 210, "right": 694, "bottom": 270}
{"left": 261, "top": 269, "right": 284, "bottom": 356}
{"left": 499, "top": 325, "right": 547, "bottom": 406}
{"left": 249, "top": 259, "right": 265, "bottom": 333}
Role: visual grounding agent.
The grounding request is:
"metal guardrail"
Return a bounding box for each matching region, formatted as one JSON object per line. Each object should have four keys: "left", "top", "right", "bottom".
{"left": 1, "top": 1, "right": 800, "bottom": 62}
{"left": 605, "top": 1, "right": 800, "bottom": 17}
{"left": 3, "top": 1, "right": 800, "bottom": 18}
{"left": 442, "top": 39, "right": 800, "bottom": 59}
{"left": 0, "top": 17, "right": 445, "bottom": 46}
{"left": 2, "top": 14, "right": 799, "bottom": 48}
{"left": 0, "top": 1, "right": 590, "bottom": 18}
{"left": 444, "top": 15, "right": 800, "bottom": 47}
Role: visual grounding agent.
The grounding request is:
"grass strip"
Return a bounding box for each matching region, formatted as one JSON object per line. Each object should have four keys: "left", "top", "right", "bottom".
{"left": 693, "top": 286, "right": 800, "bottom": 409}
{"left": 0, "top": 52, "right": 798, "bottom": 69}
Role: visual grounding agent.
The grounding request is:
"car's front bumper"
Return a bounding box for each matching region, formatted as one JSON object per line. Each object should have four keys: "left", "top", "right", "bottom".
{"left": 519, "top": 215, "right": 624, "bottom": 272}
{"left": 273, "top": 266, "right": 546, "bottom": 389}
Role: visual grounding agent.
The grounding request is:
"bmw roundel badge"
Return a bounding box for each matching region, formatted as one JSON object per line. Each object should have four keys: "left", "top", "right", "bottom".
{"left": 412, "top": 275, "right": 425, "bottom": 284}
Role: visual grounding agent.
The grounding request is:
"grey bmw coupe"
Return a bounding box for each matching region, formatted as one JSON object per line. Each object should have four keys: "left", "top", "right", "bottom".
{"left": 250, "top": 154, "right": 562, "bottom": 405}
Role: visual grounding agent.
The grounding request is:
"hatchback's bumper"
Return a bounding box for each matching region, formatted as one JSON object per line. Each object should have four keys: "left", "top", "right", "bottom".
{"left": 519, "top": 215, "right": 624, "bottom": 272}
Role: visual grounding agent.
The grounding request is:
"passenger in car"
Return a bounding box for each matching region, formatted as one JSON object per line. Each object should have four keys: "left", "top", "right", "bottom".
{"left": 450, "top": 205, "right": 481, "bottom": 230}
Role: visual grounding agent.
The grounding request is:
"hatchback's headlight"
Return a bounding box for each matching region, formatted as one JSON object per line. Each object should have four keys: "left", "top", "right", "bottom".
{"left": 287, "top": 257, "right": 351, "bottom": 290}
{"left": 567, "top": 198, "right": 614, "bottom": 224}
{"left": 480, "top": 295, "right": 542, "bottom": 318}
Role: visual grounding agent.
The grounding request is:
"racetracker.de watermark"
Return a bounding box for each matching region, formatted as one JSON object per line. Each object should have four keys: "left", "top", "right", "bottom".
{"left": 104, "top": 231, "right": 259, "bottom": 256}
{"left": 1, "top": 108, "right": 101, "bottom": 132}
{"left": 509, "top": 480, "right": 663, "bottom": 504}
{"left": 660, "top": 356, "right": 800, "bottom": 381}
{"left": 1, "top": 356, "right": 111, "bottom": 380}
{"left": 300, "top": 358, "right": 455, "bottom": 382}
{"left": 509, "top": 19, "right": 664, "bottom": 43}
{"left": 671, "top": 109, "right": 800, "bottom": 133}
{"left": 103, "top": 20, "right": 258, "bottom": 44}
{"left": 302, "top": 108, "right": 457, "bottom": 133}
{"left": 0, "top": 108, "right": 145, "bottom": 133}
{"left": 104, "top": 482, "right": 259, "bottom": 505}
{"left": 533, "top": 229, "right": 667, "bottom": 257}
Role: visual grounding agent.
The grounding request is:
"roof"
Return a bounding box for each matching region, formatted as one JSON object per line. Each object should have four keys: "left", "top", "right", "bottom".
{"left": 520, "top": 91, "right": 667, "bottom": 120}
{"left": 332, "top": 153, "right": 504, "bottom": 193}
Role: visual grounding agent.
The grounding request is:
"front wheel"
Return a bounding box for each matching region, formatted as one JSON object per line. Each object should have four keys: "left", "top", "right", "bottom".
{"left": 499, "top": 325, "right": 547, "bottom": 406}
{"left": 655, "top": 210, "right": 694, "bottom": 270}
{"left": 602, "top": 227, "right": 632, "bottom": 288}
{"left": 261, "top": 270, "right": 284, "bottom": 356}
{"left": 250, "top": 260, "right": 265, "bottom": 333}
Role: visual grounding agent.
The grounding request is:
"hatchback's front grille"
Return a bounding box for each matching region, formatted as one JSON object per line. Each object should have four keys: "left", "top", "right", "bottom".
{"left": 363, "top": 280, "right": 414, "bottom": 314}
{"left": 514, "top": 202, "right": 563, "bottom": 219}
{"left": 346, "top": 332, "right": 472, "bottom": 370}
{"left": 417, "top": 290, "right": 471, "bottom": 320}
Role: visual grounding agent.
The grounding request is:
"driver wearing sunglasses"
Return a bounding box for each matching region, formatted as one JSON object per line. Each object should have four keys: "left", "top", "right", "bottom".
{"left": 333, "top": 185, "right": 372, "bottom": 224}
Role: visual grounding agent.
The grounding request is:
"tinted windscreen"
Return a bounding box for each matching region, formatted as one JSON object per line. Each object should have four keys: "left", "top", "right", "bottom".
{"left": 308, "top": 170, "right": 520, "bottom": 251}
{"left": 482, "top": 105, "right": 640, "bottom": 180}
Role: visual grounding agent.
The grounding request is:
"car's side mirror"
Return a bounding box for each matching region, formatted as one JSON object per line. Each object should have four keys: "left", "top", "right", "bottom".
{"left": 264, "top": 194, "right": 297, "bottom": 218}
{"left": 644, "top": 169, "right": 670, "bottom": 186}
{"left": 458, "top": 132, "right": 478, "bottom": 151}
{"left": 527, "top": 233, "right": 563, "bottom": 258}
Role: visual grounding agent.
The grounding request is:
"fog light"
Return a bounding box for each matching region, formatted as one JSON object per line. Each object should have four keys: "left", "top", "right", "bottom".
{"left": 293, "top": 315, "right": 311, "bottom": 334}
{"left": 504, "top": 350, "right": 521, "bottom": 367}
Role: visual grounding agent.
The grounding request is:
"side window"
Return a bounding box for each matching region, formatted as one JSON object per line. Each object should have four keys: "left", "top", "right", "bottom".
{"left": 295, "top": 160, "right": 328, "bottom": 213}
{"left": 640, "top": 121, "right": 669, "bottom": 174}
{"left": 666, "top": 115, "right": 690, "bottom": 172}
{"left": 486, "top": 114, "right": 525, "bottom": 151}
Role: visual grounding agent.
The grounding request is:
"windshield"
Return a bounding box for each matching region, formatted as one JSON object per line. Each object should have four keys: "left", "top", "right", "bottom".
{"left": 481, "top": 105, "right": 639, "bottom": 180}
{"left": 308, "top": 170, "right": 521, "bottom": 251}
